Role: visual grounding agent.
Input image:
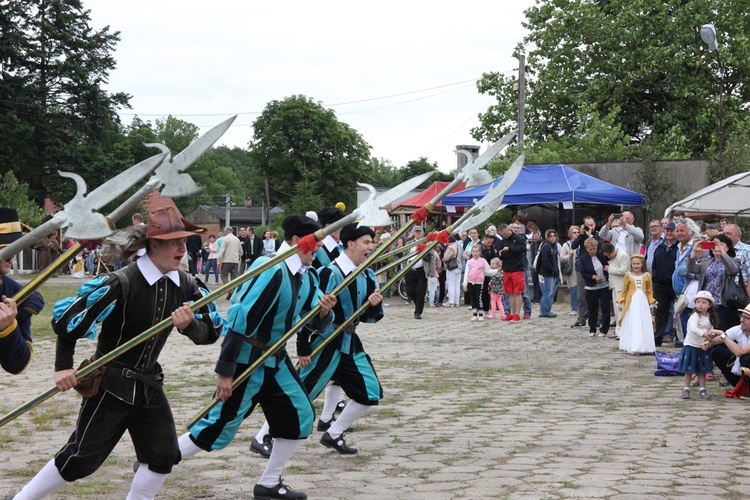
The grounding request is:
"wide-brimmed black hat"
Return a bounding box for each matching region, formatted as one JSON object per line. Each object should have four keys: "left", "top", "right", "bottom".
{"left": 0, "top": 208, "right": 24, "bottom": 249}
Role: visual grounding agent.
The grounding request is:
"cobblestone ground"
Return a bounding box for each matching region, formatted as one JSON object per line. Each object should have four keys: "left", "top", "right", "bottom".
{"left": 2, "top": 289, "right": 750, "bottom": 499}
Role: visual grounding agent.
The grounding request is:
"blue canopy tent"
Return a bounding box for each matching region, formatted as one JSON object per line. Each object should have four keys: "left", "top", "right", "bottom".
{"left": 443, "top": 164, "right": 645, "bottom": 207}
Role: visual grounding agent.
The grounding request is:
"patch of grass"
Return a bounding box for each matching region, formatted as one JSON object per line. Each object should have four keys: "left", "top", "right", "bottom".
{"left": 33, "top": 283, "right": 81, "bottom": 340}
{"left": 376, "top": 407, "right": 403, "bottom": 419}
{"left": 60, "top": 480, "right": 123, "bottom": 495}
{"left": 30, "top": 407, "right": 71, "bottom": 431}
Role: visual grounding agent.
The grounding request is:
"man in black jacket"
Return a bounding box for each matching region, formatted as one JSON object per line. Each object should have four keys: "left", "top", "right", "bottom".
{"left": 186, "top": 233, "right": 203, "bottom": 276}
{"left": 239, "top": 226, "right": 264, "bottom": 273}
{"left": 497, "top": 224, "right": 527, "bottom": 322}
{"left": 651, "top": 222, "right": 679, "bottom": 346}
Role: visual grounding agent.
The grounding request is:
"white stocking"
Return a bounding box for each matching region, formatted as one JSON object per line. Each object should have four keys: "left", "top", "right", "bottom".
{"left": 177, "top": 432, "right": 203, "bottom": 459}
{"left": 327, "top": 400, "right": 368, "bottom": 439}
{"left": 320, "top": 383, "right": 345, "bottom": 422}
{"left": 126, "top": 466, "right": 168, "bottom": 500}
{"left": 257, "top": 438, "right": 300, "bottom": 487}
{"left": 255, "top": 420, "right": 270, "bottom": 442}
{"left": 15, "top": 459, "right": 68, "bottom": 499}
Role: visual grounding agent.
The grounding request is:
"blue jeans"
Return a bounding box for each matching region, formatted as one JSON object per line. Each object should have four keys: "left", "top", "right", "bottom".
{"left": 522, "top": 269, "right": 532, "bottom": 314}
{"left": 539, "top": 275, "right": 559, "bottom": 316}
{"left": 204, "top": 258, "right": 218, "bottom": 283}
{"left": 569, "top": 285, "right": 578, "bottom": 312}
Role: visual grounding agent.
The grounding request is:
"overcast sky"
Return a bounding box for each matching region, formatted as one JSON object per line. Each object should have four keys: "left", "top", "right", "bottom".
{"left": 85, "top": 0, "right": 537, "bottom": 174}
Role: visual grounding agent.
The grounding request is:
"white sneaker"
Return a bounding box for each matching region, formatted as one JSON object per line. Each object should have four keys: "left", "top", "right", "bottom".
{"left": 478, "top": 316, "right": 484, "bottom": 321}
{"left": 470, "top": 316, "right": 478, "bottom": 322}
{"left": 569, "top": 311, "right": 577, "bottom": 316}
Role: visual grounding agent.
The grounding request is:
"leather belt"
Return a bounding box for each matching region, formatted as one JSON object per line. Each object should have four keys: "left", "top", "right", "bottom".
{"left": 107, "top": 367, "right": 164, "bottom": 391}
{"left": 245, "top": 337, "right": 285, "bottom": 359}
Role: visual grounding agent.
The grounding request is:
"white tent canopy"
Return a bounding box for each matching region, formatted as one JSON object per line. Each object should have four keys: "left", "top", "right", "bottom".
{"left": 665, "top": 171, "right": 750, "bottom": 218}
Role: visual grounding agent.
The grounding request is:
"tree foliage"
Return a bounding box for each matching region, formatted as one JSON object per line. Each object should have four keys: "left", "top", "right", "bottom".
{"left": 0, "top": 171, "right": 46, "bottom": 227}
{"left": 0, "top": 0, "right": 131, "bottom": 204}
{"left": 474, "top": 0, "right": 750, "bottom": 163}
{"left": 248, "top": 95, "right": 372, "bottom": 214}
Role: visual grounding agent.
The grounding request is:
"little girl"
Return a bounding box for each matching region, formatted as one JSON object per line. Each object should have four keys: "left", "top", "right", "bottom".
{"left": 676, "top": 290, "right": 718, "bottom": 400}
{"left": 486, "top": 258, "right": 505, "bottom": 319}
{"left": 462, "top": 245, "right": 493, "bottom": 321}
{"left": 616, "top": 254, "right": 656, "bottom": 354}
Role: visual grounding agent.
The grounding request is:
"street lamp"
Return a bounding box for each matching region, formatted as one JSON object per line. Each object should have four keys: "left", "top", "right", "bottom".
{"left": 700, "top": 23, "right": 724, "bottom": 160}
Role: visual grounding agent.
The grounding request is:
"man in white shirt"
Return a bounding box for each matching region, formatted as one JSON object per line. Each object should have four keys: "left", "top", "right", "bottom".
{"left": 217, "top": 227, "right": 242, "bottom": 294}
{"left": 598, "top": 211, "right": 644, "bottom": 257}
{"left": 708, "top": 304, "right": 750, "bottom": 387}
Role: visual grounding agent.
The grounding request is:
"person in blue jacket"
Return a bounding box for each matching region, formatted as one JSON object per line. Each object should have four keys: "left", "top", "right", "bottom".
{"left": 0, "top": 207, "right": 44, "bottom": 375}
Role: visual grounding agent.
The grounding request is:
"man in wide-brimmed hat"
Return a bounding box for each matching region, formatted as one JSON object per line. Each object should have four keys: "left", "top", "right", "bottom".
{"left": 15, "top": 198, "right": 225, "bottom": 500}
{"left": 0, "top": 207, "right": 45, "bottom": 375}
{"left": 179, "top": 214, "right": 337, "bottom": 500}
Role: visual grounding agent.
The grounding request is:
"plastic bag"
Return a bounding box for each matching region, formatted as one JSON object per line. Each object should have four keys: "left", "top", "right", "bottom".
{"left": 653, "top": 351, "right": 684, "bottom": 376}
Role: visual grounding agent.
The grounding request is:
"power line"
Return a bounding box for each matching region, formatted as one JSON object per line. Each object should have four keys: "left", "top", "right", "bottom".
{"left": 118, "top": 77, "right": 486, "bottom": 118}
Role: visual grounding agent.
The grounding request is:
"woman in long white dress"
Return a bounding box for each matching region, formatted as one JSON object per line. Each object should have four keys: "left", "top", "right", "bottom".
{"left": 616, "top": 254, "right": 656, "bottom": 354}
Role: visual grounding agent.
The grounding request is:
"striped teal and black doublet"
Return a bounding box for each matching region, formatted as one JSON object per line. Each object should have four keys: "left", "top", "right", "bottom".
{"left": 312, "top": 236, "right": 343, "bottom": 269}
{"left": 190, "top": 252, "right": 326, "bottom": 449}
{"left": 298, "top": 255, "right": 384, "bottom": 406}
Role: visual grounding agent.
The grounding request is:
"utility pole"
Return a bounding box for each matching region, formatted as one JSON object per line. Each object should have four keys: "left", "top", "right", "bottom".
{"left": 263, "top": 177, "right": 271, "bottom": 226}
{"left": 225, "top": 193, "right": 232, "bottom": 228}
{"left": 517, "top": 54, "right": 526, "bottom": 151}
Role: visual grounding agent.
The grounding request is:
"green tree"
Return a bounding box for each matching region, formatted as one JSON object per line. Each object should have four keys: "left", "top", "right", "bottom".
{"left": 474, "top": 0, "right": 750, "bottom": 163}
{"left": 0, "top": 171, "right": 46, "bottom": 227}
{"left": 399, "top": 157, "right": 453, "bottom": 188}
{"left": 248, "top": 95, "right": 372, "bottom": 213}
{"left": 0, "top": 0, "right": 131, "bottom": 204}
{"left": 364, "top": 157, "right": 400, "bottom": 188}
{"left": 187, "top": 146, "right": 254, "bottom": 213}
{"left": 154, "top": 115, "right": 200, "bottom": 155}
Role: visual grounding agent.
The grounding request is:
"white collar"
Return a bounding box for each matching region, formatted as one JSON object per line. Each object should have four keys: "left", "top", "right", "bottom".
{"left": 136, "top": 254, "right": 181, "bottom": 287}
{"left": 323, "top": 234, "right": 340, "bottom": 252}
{"left": 278, "top": 241, "right": 308, "bottom": 275}
{"left": 334, "top": 251, "right": 357, "bottom": 276}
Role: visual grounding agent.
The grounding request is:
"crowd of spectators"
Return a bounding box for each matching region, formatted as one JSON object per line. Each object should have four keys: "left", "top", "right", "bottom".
{"left": 383, "top": 212, "right": 750, "bottom": 396}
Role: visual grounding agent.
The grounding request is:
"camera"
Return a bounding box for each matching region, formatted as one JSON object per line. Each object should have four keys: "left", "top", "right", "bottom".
{"left": 700, "top": 241, "right": 716, "bottom": 250}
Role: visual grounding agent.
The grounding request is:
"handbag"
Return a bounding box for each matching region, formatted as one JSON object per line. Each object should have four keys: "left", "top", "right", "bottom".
{"left": 722, "top": 268, "right": 750, "bottom": 310}
{"left": 446, "top": 257, "right": 459, "bottom": 271}
{"left": 560, "top": 256, "right": 573, "bottom": 276}
{"left": 674, "top": 293, "right": 688, "bottom": 315}
{"left": 560, "top": 242, "right": 574, "bottom": 276}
